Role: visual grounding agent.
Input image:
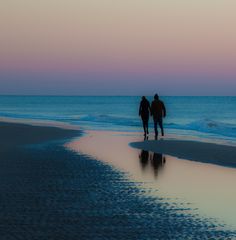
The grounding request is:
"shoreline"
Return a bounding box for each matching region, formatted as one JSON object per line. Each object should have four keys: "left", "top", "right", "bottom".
{"left": 1, "top": 116, "right": 235, "bottom": 169}
{"left": 0, "top": 121, "right": 235, "bottom": 238}
{"left": 1, "top": 116, "right": 236, "bottom": 147}
{"left": 0, "top": 117, "right": 81, "bottom": 131}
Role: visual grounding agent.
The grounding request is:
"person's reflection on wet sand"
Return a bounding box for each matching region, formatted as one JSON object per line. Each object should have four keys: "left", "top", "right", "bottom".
{"left": 139, "top": 150, "right": 149, "bottom": 170}
{"left": 144, "top": 135, "right": 149, "bottom": 141}
{"left": 151, "top": 153, "right": 166, "bottom": 178}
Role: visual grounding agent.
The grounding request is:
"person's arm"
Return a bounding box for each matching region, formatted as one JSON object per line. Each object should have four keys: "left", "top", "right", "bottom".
{"left": 139, "top": 102, "right": 142, "bottom": 116}
{"left": 149, "top": 102, "right": 152, "bottom": 116}
{"left": 150, "top": 102, "right": 153, "bottom": 116}
{"left": 162, "top": 102, "right": 166, "bottom": 117}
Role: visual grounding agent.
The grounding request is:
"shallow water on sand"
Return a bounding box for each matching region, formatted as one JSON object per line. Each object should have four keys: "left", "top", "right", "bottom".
{"left": 66, "top": 131, "right": 236, "bottom": 230}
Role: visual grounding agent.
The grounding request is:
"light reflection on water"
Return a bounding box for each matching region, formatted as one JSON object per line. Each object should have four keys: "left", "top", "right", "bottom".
{"left": 139, "top": 150, "right": 166, "bottom": 179}
{"left": 66, "top": 130, "right": 236, "bottom": 230}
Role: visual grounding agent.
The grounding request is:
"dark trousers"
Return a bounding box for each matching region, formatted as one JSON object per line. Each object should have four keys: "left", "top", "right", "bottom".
{"left": 154, "top": 117, "right": 164, "bottom": 136}
{"left": 141, "top": 116, "right": 149, "bottom": 135}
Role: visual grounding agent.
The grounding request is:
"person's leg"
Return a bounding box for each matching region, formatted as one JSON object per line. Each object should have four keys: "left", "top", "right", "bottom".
{"left": 154, "top": 119, "right": 158, "bottom": 139}
{"left": 158, "top": 118, "right": 164, "bottom": 136}
{"left": 146, "top": 118, "right": 149, "bottom": 135}
{"left": 142, "top": 120, "right": 146, "bottom": 135}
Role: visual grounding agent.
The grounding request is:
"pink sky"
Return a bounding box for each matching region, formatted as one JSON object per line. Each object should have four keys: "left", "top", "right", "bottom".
{"left": 0, "top": 0, "right": 236, "bottom": 95}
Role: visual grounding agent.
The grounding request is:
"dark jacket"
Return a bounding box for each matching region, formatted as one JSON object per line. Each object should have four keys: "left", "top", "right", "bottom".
{"left": 139, "top": 99, "right": 151, "bottom": 120}
{"left": 151, "top": 99, "right": 166, "bottom": 119}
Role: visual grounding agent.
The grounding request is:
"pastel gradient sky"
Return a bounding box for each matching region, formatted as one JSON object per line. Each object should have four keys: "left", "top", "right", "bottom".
{"left": 0, "top": 0, "right": 236, "bottom": 95}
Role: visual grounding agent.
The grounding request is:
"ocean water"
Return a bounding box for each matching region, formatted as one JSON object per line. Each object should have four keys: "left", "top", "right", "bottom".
{"left": 0, "top": 96, "right": 235, "bottom": 144}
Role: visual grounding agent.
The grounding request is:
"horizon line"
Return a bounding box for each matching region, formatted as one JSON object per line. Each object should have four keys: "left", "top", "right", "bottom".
{"left": 0, "top": 94, "right": 235, "bottom": 97}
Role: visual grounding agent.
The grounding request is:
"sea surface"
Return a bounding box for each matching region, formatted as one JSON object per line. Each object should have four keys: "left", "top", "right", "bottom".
{"left": 0, "top": 96, "right": 235, "bottom": 145}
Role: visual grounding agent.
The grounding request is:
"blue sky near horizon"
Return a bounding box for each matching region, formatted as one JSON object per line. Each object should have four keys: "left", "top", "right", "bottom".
{"left": 0, "top": 71, "right": 235, "bottom": 96}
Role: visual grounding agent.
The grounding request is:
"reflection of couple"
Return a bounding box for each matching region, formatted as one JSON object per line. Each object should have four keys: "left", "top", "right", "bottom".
{"left": 151, "top": 152, "right": 166, "bottom": 178}
{"left": 139, "top": 94, "right": 166, "bottom": 139}
{"left": 139, "top": 150, "right": 166, "bottom": 178}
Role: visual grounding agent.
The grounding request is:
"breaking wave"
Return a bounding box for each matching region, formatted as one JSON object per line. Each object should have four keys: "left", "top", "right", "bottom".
{"left": 76, "top": 114, "right": 236, "bottom": 138}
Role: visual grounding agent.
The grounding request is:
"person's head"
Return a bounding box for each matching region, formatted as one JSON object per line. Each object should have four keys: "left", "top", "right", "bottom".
{"left": 154, "top": 94, "right": 159, "bottom": 100}
{"left": 142, "top": 96, "right": 146, "bottom": 101}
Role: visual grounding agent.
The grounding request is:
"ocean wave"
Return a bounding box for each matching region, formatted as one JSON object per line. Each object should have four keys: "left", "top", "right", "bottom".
{"left": 77, "top": 114, "right": 236, "bottom": 138}
{"left": 77, "top": 114, "right": 139, "bottom": 127}
{"left": 167, "top": 119, "right": 236, "bottom": 138}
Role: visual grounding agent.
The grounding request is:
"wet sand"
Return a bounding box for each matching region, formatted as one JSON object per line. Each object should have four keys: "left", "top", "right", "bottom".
{"left": 0, "top": 121, "right": 235, "bottom": 239}
{"left": 67, "top": 131, "right": 236, "bottom": 231}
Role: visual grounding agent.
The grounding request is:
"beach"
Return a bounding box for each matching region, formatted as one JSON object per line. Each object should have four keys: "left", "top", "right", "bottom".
{"left": 1, "top": 120, "right": 236, "bottom": 239}
{"left": 1, "top": 0, "right": 236, "bottom": 237}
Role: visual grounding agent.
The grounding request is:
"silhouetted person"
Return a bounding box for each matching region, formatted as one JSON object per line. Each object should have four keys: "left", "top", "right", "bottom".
{"left": 151, "top": 153, "right": 166, "bottom": 178}
{"left": 151, "top": 94, "right": 166, "bottom": 139}
{"left": 139, "top": 150, "right": 149, "bottom": 170}
{"left": 139, "top": 96, "right": 151, "bottom": 136}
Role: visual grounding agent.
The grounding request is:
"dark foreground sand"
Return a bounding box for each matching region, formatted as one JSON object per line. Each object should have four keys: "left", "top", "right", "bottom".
{"left": 0, "top": 122, "right": 235, "bottom": 239}
{"left": 131, "top": 139, "right": 236, "bottom": 168}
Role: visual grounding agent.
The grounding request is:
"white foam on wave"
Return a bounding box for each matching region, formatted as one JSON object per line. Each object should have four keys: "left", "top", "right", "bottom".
{"left": 77, "top": 114, "right": 236, "bottom": 139}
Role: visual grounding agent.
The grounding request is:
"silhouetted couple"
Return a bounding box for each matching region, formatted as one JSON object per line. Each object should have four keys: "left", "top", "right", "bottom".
{"left": 139, "top": 94, "right": 166, "bottom": 139}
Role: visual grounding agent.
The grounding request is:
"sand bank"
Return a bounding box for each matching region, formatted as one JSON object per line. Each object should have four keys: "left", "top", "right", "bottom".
{"left": 0, "top": 117, "right": 80, "bottom": 130}
{"left": 131, "top": 139, "right": 236, "bottom": 168}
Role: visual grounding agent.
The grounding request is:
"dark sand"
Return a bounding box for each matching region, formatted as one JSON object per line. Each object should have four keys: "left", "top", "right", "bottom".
{"left": 131, "top": 139, "right": 236, "bottom": 168}
{"left": 0, "top": 122, "right": 235, "bottom": 239}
